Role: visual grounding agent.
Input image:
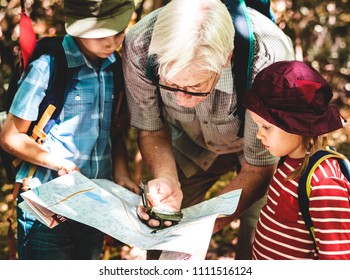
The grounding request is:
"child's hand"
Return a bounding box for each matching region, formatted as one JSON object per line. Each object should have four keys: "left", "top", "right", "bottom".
{"left": 57, "top": 159, "right": 80, "bottom": 176}
{"left": 114, "top": 176, "right": 140, "bottom": 195}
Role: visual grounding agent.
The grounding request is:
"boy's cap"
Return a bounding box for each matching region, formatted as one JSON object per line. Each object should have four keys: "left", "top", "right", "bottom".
{"left": 244, "top": 60, "right": 343, "bottom": 136}
{"left": 64, "top": 0, "right": 134, "bottom": 38}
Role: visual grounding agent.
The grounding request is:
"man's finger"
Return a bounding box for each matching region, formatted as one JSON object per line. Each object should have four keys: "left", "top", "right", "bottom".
{"left": 137, "top": 205, "right": 150, "bottom": 221}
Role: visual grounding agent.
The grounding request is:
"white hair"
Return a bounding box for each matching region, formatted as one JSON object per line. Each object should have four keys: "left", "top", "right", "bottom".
{"left": 149, "top": 0, "right": 234, "bottom": 81}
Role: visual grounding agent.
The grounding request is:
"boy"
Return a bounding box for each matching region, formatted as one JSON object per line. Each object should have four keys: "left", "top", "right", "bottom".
{"left": 0, "top": 0, "right": 136, "bottom": 259}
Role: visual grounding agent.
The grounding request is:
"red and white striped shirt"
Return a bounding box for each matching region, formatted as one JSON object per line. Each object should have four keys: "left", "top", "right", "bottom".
{"left": 252, "top": 156, "right": 350, "bottom": 260}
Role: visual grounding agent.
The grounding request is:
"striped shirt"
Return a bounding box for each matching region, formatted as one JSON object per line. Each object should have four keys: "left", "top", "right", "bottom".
{"left": 252, "top": 156, "right": 350, "bottom": 260}
{"left": 10, "top": 34, "right": 116, "bottom": 187}
{"left": 122, "top": 8, "right": 294, "bottom": 177}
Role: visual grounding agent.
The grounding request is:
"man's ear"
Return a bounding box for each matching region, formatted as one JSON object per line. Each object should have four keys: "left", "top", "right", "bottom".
{"left": 223, "top": 50, "right": 233, "bottom": 68}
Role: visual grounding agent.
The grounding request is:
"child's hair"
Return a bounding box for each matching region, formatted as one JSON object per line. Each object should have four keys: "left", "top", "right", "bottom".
{"left": 243, "top": 60, "right": 345, "bottom": 179}
{"left": 287, "top": 136, "right": 325, "bottom": 180}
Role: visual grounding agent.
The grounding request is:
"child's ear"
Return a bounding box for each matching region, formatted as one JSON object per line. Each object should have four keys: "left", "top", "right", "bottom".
{"left": 223, "top": 50, "right": 233, "bottom": 68}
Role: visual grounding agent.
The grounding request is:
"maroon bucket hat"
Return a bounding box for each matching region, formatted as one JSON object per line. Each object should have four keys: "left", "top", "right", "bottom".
{"left": 243, "top": 60, "right": 344, "bottom": 136}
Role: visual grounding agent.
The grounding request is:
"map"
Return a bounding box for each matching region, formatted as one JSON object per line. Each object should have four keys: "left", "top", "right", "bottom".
{"left": 19, "top": 171, "right": 242, "bottom": 259}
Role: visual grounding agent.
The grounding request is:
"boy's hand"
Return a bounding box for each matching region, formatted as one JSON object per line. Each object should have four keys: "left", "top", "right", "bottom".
{"left": 115, "top": 176, "right": 140, "bottom": 195}
{"left": 57, "top": 159, "right": 79, "bottom": 176}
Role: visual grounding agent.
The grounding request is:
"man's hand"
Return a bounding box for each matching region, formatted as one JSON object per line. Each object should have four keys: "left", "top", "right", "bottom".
{"left": 213, "top": 162, "right": 276, "bottom": 233}
{"left": 137, "top": 176, "right": 183, "bottom": 228}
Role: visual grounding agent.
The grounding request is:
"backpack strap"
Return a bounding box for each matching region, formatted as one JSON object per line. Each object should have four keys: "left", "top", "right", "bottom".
{"left": 298, "top": 147, "right": 350, "bottom": 253}
{"left": 244, "top": 0, "right": 275, "bottom": 21}
{"left": 29, "top": 36, "right": 68, "bottom": 135}
{"left": 146, "top": 54, "right": 159, "bottom": 83}
{"left": 226, "top": 0, "right": 253, "bottom": 137}
{"left": 277, "top": 156, "right": 286, "bottom": 167}
{"left": 110, "top": 51, "right": 128, "bottom": 134}
{"left": 224, "top": 0, "right": 274, "bottom": 137}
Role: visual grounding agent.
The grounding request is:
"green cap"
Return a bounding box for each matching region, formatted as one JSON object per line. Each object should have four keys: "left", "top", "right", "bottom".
{"left": 64, "top": 0, "right": 134, "bottom": 38}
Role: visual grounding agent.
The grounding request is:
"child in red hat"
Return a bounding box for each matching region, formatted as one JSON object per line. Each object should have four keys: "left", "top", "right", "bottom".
{"left": 244, "top": 60, "right": 350, "bottom": 260}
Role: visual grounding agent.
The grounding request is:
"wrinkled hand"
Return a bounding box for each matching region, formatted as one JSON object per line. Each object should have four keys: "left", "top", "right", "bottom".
{"left": 137, "top": 176, "right": 183, "bottom": 228}
{"left": 57, "top": 159, "right": 80, "bottom": 176}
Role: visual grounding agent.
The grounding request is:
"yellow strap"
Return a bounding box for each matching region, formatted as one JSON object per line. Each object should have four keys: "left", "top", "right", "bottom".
{"left": 306, "top": 147, "right": 350, "bottom": 198}
{"left": 306, "top": 154, "right": 339, "bottom": 197}
{"left": 310, "top": 226, "right": 319, "bottom": 251}
{"left": 35, "top": 104, "right": 56, "bottom": 135}
{"left": 12, "top": 104, "right": 57, "bottom": 183}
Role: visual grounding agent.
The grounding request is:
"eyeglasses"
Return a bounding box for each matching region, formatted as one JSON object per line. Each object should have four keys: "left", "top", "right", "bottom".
{"left": 156, "top": 73, "right": 218, "bottom": 97}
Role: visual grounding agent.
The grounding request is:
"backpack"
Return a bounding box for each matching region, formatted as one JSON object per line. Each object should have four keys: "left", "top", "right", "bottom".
{"left": 145, "top": 0, "right": 275, "bottom": 137}
{"left": 0, "top": 36, "right": 68, "bottom": 182}
{"left": 0, "top": 36, "right": 124, "bottom": 182}
{"left": 297, "top": 147, "right": 350, "bottom": 253}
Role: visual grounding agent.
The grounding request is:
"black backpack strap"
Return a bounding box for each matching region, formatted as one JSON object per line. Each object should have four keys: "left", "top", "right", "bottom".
{"left": 29, "top": 36, "right": 68, "bottom": 135}
{"left": 245, "top": 0, "right": 275, "bottom": 21}
{"left": 146, "top": 54, "right": 159, "bottom": 83}
{"left": 110, "top": 51, "right": 127, "bottom": 134}
{"left": 298, "top": 148, "right": 350, "bottom": 253}
{"left": 277, "top": 156, "right": 286, "bottom": 167}
{"left": 111, "top": 51, "right": 124, "bottom": 95}
{"left": 145, "top": 54, "right": 165, "bottom": 124}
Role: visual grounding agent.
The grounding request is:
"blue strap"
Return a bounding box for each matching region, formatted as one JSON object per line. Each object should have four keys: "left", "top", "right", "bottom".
{"left": 223, "top": 0, "right": 255, "bottom": 137}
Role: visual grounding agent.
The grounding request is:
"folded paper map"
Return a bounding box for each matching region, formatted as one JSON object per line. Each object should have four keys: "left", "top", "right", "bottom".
{"left": 19, "top": 171, "right": 241, "bottom": 259}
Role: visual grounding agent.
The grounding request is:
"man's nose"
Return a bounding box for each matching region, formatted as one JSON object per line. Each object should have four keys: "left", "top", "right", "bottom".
{"left": 256, "top": 128, "right": 263, "bottom": 140}
{"left": 175, "top": 90, "right": 191, "bottom": 99}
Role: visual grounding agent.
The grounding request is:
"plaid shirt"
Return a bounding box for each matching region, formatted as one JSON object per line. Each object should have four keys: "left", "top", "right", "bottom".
{"left": 123, "top": 8, "right": 295, "bottom": 178}
{"left": 10, "top": 34, "right": 116, "bottom": 187}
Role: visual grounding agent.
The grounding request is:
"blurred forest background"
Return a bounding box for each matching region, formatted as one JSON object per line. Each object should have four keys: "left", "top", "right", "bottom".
{"left": 0, "top": 0, "right": 349, "bottom": 260}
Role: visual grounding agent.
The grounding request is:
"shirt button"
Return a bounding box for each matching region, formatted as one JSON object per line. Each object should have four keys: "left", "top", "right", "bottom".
{"left": 75, "top": 95, "right": 81, "bottom": 101}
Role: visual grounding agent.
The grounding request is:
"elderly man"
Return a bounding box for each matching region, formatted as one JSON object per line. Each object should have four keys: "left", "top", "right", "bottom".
{"left": 122, "top": 0, "right": 294, "bottom": 259}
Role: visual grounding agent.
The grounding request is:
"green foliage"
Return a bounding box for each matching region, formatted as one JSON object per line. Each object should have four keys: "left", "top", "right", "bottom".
{"left": 338, "top": 141, "right": 350, "bottom": 157}
{"left": 0, "top": 0, "right": 349, "bottom": 260}
{"left": 205, "top": 171, "right": 237, "bottom": 199}
{"left": 276, "top": 0, "right": 350, "bottom": 111}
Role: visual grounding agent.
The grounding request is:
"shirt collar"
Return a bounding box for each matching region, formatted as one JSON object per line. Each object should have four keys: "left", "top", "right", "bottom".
{"left": 215, "top": 62, "right": 233, "bottom": 94}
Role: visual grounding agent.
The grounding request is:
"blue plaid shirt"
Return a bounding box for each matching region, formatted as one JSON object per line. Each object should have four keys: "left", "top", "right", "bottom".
{"left": 10, "top": 35, "right": 116, "bottom": 187}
